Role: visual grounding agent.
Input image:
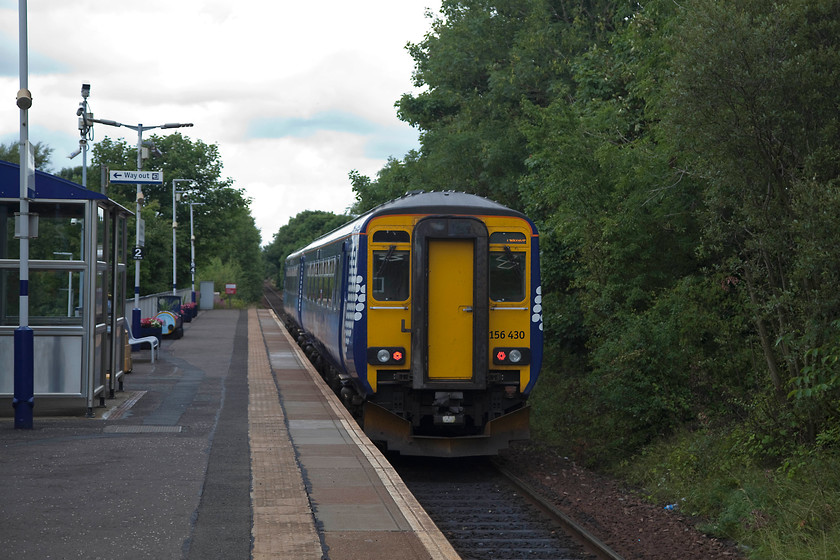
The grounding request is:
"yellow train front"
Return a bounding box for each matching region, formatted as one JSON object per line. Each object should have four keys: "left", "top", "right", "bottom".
{"left": 284, "top": 191, "right": 543, "bottom": 457}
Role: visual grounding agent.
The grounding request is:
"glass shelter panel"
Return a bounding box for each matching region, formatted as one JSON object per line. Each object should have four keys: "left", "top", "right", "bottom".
{"left": 1, "top": 267, "right": 85, "bottom": 326}
{"left": 0, "top": 201, "right": 85, "bottom": 260}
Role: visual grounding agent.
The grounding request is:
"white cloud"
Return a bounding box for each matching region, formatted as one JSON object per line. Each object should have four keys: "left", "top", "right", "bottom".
{"left": 0, "top": 0, "right": 438, "bottom": 243}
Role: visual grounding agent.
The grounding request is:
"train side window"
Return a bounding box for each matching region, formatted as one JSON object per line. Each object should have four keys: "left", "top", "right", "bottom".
{"left": 372, "top": 247, "right": 410, "bottom": 301}
{"left": 490, "top": 248, "right": 525, "bottom": 302}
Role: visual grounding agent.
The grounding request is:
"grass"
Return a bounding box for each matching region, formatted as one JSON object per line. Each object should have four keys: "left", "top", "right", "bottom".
{"left": 613, "top": 426, "right": 840, "bottom": 559}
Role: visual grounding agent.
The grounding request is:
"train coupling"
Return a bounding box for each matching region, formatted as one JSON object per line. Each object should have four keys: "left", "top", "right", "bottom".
{"left": 433, "top": 391, "right": 464, "bottom": 426}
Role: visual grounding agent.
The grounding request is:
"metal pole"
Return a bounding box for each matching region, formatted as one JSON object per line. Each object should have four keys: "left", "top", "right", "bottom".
{"left": 189, "top": 202, "right": 203, "bottom": 304}
{"left": 171, "top": 179, "right": 192, "bottom": 296}
{"left": 172, "top": 180, "right": 177, "bottom": 294}
{"left": 190, "top": 203, "right": 196, "bottom": 301}
{"left": 14, "top": 0, "right": 34, "bottom": 429}
{"left": 71, "top": 84, "right": 91, "bottom": 189}
{"left": 132, "top": 126, "right": 142, "bottom": 341}
{"left": 81, "top": 142, "right": 87, "bottom": 188}
{"left": 80, "top": 85, "right": 89, "bottom": 188}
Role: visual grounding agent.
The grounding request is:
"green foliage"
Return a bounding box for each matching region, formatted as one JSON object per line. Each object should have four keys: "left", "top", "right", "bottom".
{"left": 196, "top": 256, "right": 241, "bottom": 304}
{"left": 0, "top": 141, "right": 55, "bottom": 172}
{"left": 660, "top": 0, "right": 840, "bottom": 403}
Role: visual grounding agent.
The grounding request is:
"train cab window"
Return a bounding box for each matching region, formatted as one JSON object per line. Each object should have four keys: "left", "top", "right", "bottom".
{"left": 372, "top": 246, "right": 410, "bottom": 301}
{"left": 372, "top": 230, "right": 410, "bottom": 243}
{"left": 489, "top": 231, "right": 527, "bottom": 245}
{"left": 490, "top": 248, "right": 525, "bottom": 302}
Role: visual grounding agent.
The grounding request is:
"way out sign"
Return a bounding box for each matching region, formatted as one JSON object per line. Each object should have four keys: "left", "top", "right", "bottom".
{"left": 225, "top": 283, "right": 237, "bottom": 295}
{"left": 109, "top": 170, "right": 164, "bottom": 184}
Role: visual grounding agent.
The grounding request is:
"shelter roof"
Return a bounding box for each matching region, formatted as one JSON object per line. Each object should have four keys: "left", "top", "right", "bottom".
{"left": 0, "top": 159, "right": 107, "bottom": 200}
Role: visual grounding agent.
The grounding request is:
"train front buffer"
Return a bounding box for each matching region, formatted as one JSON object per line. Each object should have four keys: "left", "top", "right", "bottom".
{"left": 361, "top": 214, "right": 542, "bottom": 457}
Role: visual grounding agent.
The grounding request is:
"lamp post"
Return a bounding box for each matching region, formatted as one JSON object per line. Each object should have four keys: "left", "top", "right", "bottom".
{"left": 68, "top": 83, "right": 92, "bottom": 188}
{"left": 171, "top": 179, "right": 193, "bottom": 295}
{"left": 89, "top": 118, "right": 193, "bottom": 339}
{"left": 14, "top": 0, "right": 34, "bottom": 429}
{"left": 188, "top": 202, "right": 204, "bottom": 304}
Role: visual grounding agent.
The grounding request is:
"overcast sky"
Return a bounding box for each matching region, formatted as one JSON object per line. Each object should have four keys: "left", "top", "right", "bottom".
{"left": 0, "top": 0, "right": 440, "bottom": 244}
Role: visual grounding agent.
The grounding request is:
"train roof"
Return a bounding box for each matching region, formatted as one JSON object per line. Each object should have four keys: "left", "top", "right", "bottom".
{"left": 287, "top": 191, "right": 531, "bottom": 259}
{"left": 366, "top": 190, "right": 526, "bottom": 218}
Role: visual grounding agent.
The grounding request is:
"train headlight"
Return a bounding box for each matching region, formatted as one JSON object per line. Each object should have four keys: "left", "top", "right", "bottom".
{"left": 492, "top": 347, "right": 531, "bottom": 366}
{"left": 367, "top": 347, "right": 407, "bottom": 366}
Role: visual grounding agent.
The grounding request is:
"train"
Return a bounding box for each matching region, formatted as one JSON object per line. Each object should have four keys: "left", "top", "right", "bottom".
{"left": 281, "top": 191, "right": 542, "bottom": 457}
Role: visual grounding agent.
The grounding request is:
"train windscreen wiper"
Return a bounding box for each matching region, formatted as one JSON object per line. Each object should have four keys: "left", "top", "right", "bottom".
{"left": 503, "top": 246, "right": 522, "bottom": 280}
{"left": 375, "top": 245, "right": 396, "bottom": 277}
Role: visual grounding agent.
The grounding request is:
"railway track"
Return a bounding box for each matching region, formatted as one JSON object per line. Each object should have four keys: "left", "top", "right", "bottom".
{"left": 263, "top": 282, "right": 283, "bottom": 311}
{"left": 263, "top": 283, "right": 623, "bottom": 560}
{"left": 392, "top": 456, "right": 623, "bottom": 560}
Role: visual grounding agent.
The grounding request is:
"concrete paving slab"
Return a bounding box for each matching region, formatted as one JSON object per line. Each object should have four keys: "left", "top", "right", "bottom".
{"left": 316, "top": 503, "right": 406, "bottom": 531}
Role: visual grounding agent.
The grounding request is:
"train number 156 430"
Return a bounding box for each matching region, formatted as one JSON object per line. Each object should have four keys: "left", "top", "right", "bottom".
{"left": 489, "top": 330, "right": 526, "bottom": 340}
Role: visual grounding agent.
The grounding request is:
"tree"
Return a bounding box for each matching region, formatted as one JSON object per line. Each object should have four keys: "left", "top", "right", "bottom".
{"left": 393, "top": 0, "right": 628, "bottom": 207}
{"left": 0, "top": 141, "right": 55, "bottom": 172}
{"left": 660, "top": 0, "right": 840, "bottom": 433}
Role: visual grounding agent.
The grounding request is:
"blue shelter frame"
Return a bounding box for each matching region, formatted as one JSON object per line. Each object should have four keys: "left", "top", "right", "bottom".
{"left": 0, "top": 160, "right": 132, "bottom": 415}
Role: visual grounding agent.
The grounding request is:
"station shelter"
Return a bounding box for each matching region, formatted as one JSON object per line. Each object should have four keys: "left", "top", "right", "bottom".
{"left": 0, "top": 160, "right": 132, "bottom": 415}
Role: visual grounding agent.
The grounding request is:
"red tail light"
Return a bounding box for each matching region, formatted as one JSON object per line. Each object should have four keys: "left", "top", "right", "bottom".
{"left": 366, "top": 347, "right": 406, "bottom": 366}
{"left": 492, "top": 347, "right": 531, "bottom": 365}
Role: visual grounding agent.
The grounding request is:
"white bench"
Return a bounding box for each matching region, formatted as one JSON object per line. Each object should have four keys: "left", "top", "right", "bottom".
{"left": 125, "top": 323, "right": 160, "bottom": 363}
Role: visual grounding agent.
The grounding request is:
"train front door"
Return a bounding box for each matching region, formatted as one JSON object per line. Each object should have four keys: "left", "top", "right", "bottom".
{"left": 411, "top": 217, "right": 489, "bottom": 390}
{"left": 428, "top": 238, "right": 474, "bottom": 380}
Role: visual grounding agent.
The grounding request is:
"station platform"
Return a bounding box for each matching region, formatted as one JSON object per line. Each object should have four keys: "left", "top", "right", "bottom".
{"left": 0, "top": 308, "right": 459, "bottom": 560}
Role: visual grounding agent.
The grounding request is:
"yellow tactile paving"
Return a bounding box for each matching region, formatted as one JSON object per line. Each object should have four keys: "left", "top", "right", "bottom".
{"left": 248, "top": 308, "right": 324, "bottom": 559}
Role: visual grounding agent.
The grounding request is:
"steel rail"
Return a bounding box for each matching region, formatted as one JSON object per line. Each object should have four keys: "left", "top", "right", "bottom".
{"left": 493, "top": 462, "right": 626, "bottom": 560}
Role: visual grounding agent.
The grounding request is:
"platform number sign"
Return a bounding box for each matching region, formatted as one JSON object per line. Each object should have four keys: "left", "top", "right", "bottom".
{"left": 133, "top": 246, "right": 145, "bottom": 261}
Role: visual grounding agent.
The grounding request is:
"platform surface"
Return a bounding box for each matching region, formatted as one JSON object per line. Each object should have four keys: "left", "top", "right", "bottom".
{"left": 0, "top": 308, "right": 458, "bottom": 560}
